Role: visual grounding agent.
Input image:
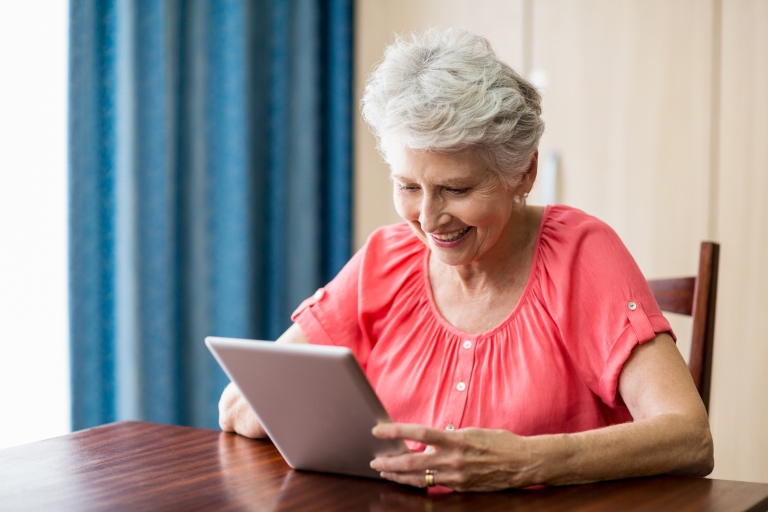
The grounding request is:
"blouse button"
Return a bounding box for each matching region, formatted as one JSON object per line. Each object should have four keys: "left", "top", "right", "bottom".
{"left": 627, "top": 301, "right": 637, "bottom": 311}
{"left": 463, "top": 340, "right": 472, "bottom": 349}
{"left": 446, "top": 424, "right": 455, "bottom": 431}
{"left": 314, "top": 288, "right": 325, "bottom": 300}
{"left": 456, "top": 382, "right": 466, "bottom": 392}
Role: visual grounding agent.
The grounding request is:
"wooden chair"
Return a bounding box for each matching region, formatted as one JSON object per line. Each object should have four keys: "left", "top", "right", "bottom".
{"left": 647, "top": 242, "right": 720, "bottom": 412}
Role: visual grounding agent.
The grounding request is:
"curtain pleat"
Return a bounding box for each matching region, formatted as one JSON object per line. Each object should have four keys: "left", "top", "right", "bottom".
{"left": 69, "top": 0, "right": 354, "bottom": 430}
{"left": 69, "top": 0, "right": 119, "bottom": 428}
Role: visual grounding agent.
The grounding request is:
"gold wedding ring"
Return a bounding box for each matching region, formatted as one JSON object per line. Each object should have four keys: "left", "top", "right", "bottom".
{"left": 425, "top": 468, "right": 436, "bottom": 487}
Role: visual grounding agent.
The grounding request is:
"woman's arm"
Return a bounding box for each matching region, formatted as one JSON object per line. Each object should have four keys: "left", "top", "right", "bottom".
{"left": 218, "top": 323, "right": 309, "bottom": 438}
{"left": 544, "top": 332, "right": 713, "bottom": 483}
{"left": 370, "top": 332, "right": 714, "bottom": 491}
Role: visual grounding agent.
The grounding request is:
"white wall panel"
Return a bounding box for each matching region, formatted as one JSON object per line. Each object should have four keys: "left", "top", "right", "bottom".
{"left": 709, "top": 0, "right": 768, "bottom": 483}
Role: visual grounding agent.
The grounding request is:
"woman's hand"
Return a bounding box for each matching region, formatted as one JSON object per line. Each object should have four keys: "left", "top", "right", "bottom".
{"left": 370, "top": 423, "right": 539, "bottom": 492}
{"left": 218, "top": 382, "right": 267, "bottom": 438}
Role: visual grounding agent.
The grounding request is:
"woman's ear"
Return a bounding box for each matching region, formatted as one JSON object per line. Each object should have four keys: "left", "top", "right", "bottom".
{"left": 514, "top": 150, "right": 538, "bottom": 195}
{"left": 524, "top": 150, "right": 539, "bottom": 191}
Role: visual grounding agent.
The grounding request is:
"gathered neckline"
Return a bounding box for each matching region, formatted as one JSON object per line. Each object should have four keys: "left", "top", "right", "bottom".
{"left": 420, "top": 205, "right": 553, "bottom": 340}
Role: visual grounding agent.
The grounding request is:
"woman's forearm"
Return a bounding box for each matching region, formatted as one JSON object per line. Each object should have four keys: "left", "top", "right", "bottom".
{"left": 526, "top": 413, "right": 714, "bottom": 486}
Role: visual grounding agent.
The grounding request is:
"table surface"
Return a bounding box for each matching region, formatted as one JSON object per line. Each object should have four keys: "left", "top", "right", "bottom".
{"left": 1, "top": 421, "right": 767, "bottom": 512}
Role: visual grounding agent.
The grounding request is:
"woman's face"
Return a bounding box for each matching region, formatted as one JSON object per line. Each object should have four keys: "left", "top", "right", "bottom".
{"left": 389, "top": 144, "right": 527, "bottom": 268}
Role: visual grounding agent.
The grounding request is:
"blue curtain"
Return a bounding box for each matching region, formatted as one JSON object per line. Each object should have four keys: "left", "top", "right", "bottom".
{"left": 68, "top": 0, "right": 353, "bottom": 430}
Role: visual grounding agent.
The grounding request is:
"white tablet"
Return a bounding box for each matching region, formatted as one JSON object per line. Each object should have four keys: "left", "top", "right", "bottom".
{"left": 205, "top": 337, "right": 409, "bottom": 479}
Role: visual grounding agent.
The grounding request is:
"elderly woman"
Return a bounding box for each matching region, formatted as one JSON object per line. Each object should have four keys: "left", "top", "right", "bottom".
{"left": 219, "top": 28, "right": 713, "bottom": 491}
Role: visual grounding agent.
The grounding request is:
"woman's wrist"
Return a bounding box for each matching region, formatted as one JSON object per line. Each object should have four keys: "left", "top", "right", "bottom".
{"left": 517, "top": 432, "right": 580, "bottom": 487}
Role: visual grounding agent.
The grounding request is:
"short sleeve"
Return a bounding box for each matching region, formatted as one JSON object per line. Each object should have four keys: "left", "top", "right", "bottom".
{"left": 291, "top": 247, "right": 370, "bottom": 365}
{"left": 290, "top": 223, "right": 425, "bottom": 371}
{"left": 538, "top": 207, "right": 675, "bottom": 408}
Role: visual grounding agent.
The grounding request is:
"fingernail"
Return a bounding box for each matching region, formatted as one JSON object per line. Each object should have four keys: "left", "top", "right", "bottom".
{"left": 370, "top": 460, "right": 377, "bottom": 469}
{"left": 372, "top": 425, "right": 381, "bottom": 436}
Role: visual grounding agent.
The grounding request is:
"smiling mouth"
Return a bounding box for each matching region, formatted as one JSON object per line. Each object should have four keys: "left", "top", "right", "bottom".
{"left": 430, "top": 226, "right": 471, "bottom": 242}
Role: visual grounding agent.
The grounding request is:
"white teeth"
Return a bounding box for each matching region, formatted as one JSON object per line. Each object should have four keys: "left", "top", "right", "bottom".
{"left": 431, "top": 226, "right": 470, "bottom": 242}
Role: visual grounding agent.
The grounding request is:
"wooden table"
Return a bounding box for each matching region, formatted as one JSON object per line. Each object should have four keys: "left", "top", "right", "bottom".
{"left": 1, "top": 421, "right": 767, "bottom": 511}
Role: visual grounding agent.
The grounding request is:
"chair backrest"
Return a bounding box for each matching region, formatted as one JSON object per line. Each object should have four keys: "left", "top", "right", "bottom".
{"left": 647, "top": 242, "right": 720, "bottom": 412}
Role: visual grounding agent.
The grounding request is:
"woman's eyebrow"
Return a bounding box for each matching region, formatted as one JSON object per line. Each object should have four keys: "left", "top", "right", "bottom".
{"left": 390, "top": 174, "right": 418, "bottom": 185}
{"left": 390, "top": 174, "right": 477, "bottom": 187}
{"left": 439, "top": 178, "right": 475, "bottom": 187}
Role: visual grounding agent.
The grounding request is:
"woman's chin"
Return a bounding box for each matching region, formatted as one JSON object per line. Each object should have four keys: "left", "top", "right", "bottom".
{"left": 432, "top": 254, "right": 467, "bottom": 267}
{"left": 429, "top": 244, "right": 475, "bottom": 267}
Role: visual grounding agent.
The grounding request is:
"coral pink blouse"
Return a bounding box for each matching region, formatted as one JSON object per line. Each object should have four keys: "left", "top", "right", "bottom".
{"left": 292, "top": 205, "right": 674, "bottom": 445}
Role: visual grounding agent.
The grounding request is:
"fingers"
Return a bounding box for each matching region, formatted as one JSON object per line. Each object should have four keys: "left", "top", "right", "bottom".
{"left": 218, "top": 383, "right": 267, "bottom": 438}
{"left": 371, "top": 425, "right": 510, "bottom": 491}
{"left": 370, "top": 423, "right": 462, "bottom": 477}
{"left": 379, "top": 470, "right": 431, "bottom": 488}
{"left": 240, "top": 404, "right": 267, "bottom": 438}
{"left": 373, "top": 422, "right": 456, "bottom": 447}
{"left": 374, "top": 450, "right": 481, "bottom": 491}
{"left": 378, "top": 468, "right": 467, "bottom": 490}
{"left": 371, "top": 450, "right": 439, "bottom": 474}
{"left": 218, "top": 383, "right": 239, "bottom": 431}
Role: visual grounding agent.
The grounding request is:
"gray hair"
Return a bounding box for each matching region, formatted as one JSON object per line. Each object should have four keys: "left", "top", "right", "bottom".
{"left": 361, "top": 28, "right": 544, "bottom": 187}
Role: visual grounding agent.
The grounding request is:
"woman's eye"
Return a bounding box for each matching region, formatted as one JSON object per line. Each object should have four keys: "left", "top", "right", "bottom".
{"left": 446, "top": 188, "right": 468, "bottom": 195}
{"left": 399, "top": 185, "right": 419, "bottom": 192}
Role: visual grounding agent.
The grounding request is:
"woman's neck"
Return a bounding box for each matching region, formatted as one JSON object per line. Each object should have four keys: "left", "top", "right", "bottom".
{"left": 432, "top": 206, "right": 544, "bottom": 297}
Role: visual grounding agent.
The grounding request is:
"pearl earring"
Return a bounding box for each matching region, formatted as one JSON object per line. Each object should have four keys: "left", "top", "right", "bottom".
{"left": 523, "top": 192, "right": 529, "bottom": 199}
{"left": 514, "top": 195, "right": 521, "bottom": 204}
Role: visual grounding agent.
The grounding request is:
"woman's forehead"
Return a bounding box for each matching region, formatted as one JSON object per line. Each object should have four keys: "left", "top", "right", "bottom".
{"left": 388, "top": 145, "right": 489, "bottom": 181}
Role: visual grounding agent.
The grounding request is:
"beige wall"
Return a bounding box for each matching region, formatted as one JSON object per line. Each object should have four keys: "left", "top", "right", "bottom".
{"left": 711, "top": 0, "right": 768, "bottom": 484}
{"left": 354, "top": 0, "right": 768, "bottom": 483}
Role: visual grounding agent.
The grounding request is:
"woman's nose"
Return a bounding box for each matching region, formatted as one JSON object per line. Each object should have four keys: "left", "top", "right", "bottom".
{"left": 419, "top": 194, "right": 448, "bottom": 233}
